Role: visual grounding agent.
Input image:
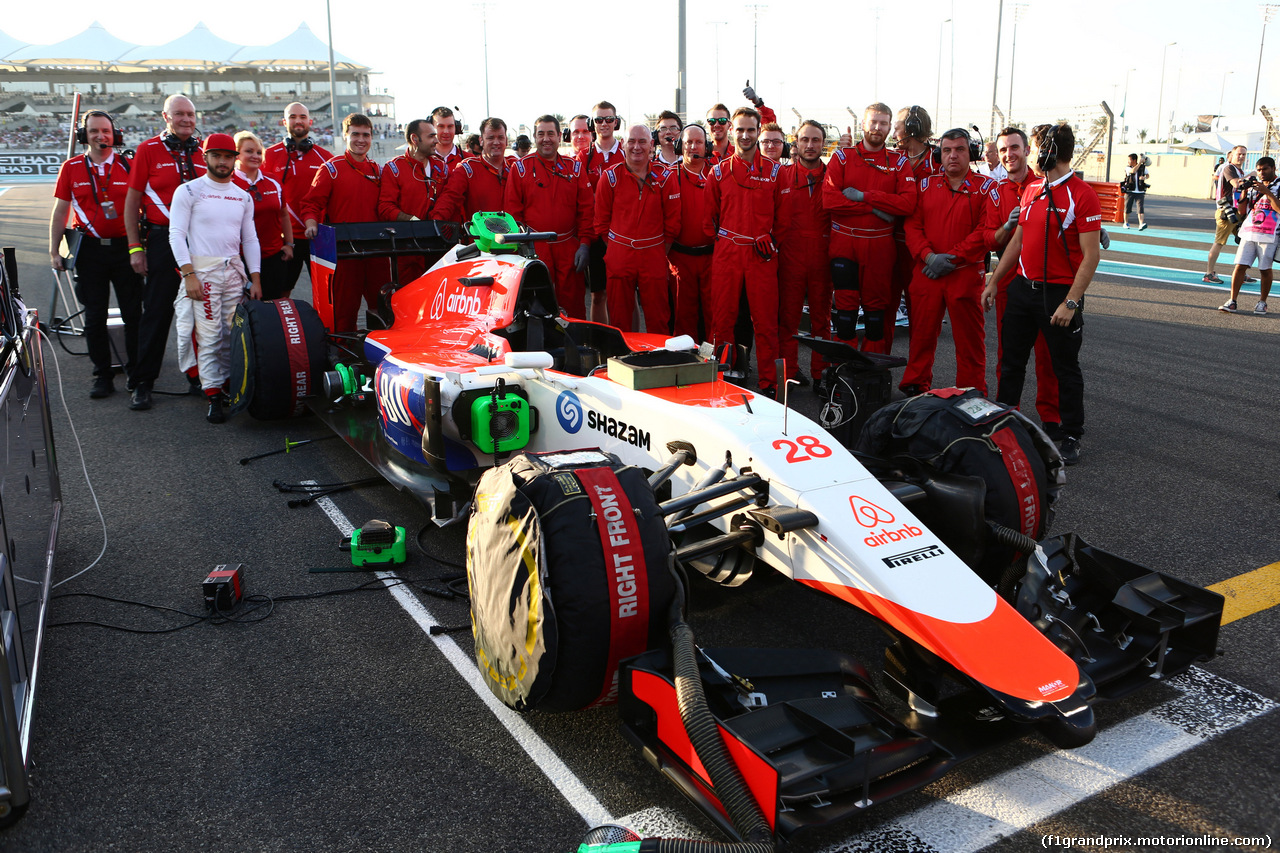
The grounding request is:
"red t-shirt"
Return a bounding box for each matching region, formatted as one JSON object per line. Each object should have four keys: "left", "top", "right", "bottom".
{"left": 127, "top": 135, "right": 207, "bottom": 226}
{"left": 1017, "top": 173, "right": 1102, "bottom": 285}
{"left": 54, "top": 152, "right": 132, "bottom": 239}
{"left": 232, "top": 170, "right": 286, "bottom": 257}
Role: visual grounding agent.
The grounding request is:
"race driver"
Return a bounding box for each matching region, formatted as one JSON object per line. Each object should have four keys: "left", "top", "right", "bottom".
{"left": 301, "top": 113, "right": 388, "bottom": 333}
{"left": 505, "top": 115, "right": 594, "bottom": 318}
{"left": 823, "top": 102, "right": 917, "bottom": 354}
{"left": 168, "top": 133, "right": 260, "bottom": 424}
{"left": 901, "top": 128, "right": 1004, "bottom": 396}
{"left": 262, "top": 101, "right": 332, "bottom": 292}
{"left": 704, "top": 107, "right": 791, "bottom": 397}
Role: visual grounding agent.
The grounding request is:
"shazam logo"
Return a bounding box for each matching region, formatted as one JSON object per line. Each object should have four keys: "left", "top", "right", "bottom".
{"left": 429, "top": 282, "right": 447, "bottom": 320}
{"left": 556, "top": 390, "right": 582, "bottom": 433}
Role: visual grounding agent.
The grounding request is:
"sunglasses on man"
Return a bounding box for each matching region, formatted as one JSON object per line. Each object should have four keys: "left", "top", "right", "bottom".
{"left": 593, "top": 116, "right": 618, "bottom": 125}
{"left": 707, "top": 117, "right": 730, "bottom": 126}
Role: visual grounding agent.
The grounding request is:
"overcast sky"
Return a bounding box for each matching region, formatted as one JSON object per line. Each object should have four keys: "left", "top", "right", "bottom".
{"left": 3, "top": 1, "right": 1275, "bottom": 139}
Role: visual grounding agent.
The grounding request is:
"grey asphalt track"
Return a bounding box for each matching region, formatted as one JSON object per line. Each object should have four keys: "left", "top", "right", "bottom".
{"left": 0, "top": 185, "right": 1275, "bottom": 853}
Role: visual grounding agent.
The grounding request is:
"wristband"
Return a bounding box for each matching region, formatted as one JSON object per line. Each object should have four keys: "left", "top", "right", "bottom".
{"left": 129, "top": 246, "right": 144, "bottom": 255}
{"left": 284, "top": 243, "right": 294, "bottom": 248}
{"left": 182, "top": 271, "right": 195, "bottom": 278}
{"left": 128, "top": 242, "right": 141, "bottom": 249}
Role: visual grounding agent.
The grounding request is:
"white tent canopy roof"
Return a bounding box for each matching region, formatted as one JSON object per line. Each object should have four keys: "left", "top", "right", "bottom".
{"left": 0, "top": 21, "right": 368, "bottom": 70}
{"left": 6, "top": 21, "right": 135, "bottom": 65}
{"left": 120, "top": 22, "right": 244, "bottom": 65}
{"left": 229, "top": 23, "right": 364, "bottom": 68}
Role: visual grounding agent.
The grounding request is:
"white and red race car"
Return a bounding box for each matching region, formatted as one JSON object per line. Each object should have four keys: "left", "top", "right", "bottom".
{"left": 236, "top": 213, "right": 1223, "bottom": 847}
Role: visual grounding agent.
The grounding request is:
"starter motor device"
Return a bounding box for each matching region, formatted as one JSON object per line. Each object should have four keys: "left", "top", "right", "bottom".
{"left": 344, "top": 519, "right": 407, "bottom": 566}
{"left": 202, "top": 564, "right": 245, "bottom": 611}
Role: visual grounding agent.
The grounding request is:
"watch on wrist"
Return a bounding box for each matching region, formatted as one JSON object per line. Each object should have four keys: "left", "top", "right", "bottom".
{"left": 1064, "top": 298, "right": 1080, "bottom": 311}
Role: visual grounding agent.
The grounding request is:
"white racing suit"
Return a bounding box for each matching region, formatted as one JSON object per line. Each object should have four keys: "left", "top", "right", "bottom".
{"left": 175, "top": 255, "right": 245, "bottom": 393}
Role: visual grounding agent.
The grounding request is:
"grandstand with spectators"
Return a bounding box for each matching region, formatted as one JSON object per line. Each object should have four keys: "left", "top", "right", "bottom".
{"left": 0, "top": 21, "right": 395, "bottom": 152}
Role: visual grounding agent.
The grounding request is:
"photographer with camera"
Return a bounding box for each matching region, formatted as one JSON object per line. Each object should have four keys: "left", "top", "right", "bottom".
{"left": 1205, "top": 145, "right": 1248, "bottom": 284}
{"left": 1217, "top": 156, "right": 1280, "bottom": 314}
{"left": 1121, "top": 153, "right": 1149, "bottom": 230}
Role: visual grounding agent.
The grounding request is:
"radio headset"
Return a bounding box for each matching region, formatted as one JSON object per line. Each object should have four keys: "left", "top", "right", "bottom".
{"left": 162, "top": 130, "right": 201, "bottom": 155}
{"left": 1038, "top": 123, "right": 1061, "bottom": 171}
{"left": 76, "top": 110, "right": 125, "bottom": 148}
{"left": 904, "top": 105, "right": 925, "bottom": 140}
{"left": 285, "top": 136, "right": 315, "bottom": 154}
{"left": 562, "top": 114, "right": 593, "bottom": 144}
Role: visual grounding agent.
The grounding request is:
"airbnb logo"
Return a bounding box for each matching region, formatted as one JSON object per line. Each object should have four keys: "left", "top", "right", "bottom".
{"left": 850, "top": 496, "right": 895, "bottom": 528}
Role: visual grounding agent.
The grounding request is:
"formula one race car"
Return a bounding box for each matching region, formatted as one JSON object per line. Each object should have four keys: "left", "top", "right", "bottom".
{"left": 235, "top": 213, "right": 1224, "bottom": 848}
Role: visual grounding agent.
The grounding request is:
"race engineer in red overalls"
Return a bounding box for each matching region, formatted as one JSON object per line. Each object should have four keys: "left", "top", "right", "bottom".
{"left": 594, "top": 124, "right": 680, "bottom": 335}
{"left": 822, "top": 103, "right": 917, "bottom": 354}
{"left": 437, "top": 117, "right": 511, "bottom": 222}
{"left": 667, "top": 124, "right": 716, "bottom": 342}
{"left": 902, "top": 129, "right": 1005, "bottom": 396}
{"left": 992, "top": 126, "right": 1060, "bottom": 432}
{"left": 301, "top": 114, "right": 388, "bottom": 334}
{"left": 263, "top": 101, "right": 332, "bottom": 292}
{"left": 891, "top": 105, "right": 941, "bottom": 337}
{"left": 704, "top": 107, "right": 791, "bottom": 396}
{"left": 577, "top": 103, "right": 627, "bottom": 324}
{"left": 378, "top": 119, "right": 450, "bottom": 285}
{"left": 430, "top": 106, "right": 467, "bottom": 170}
{"left": 505, "top": 115, "right": 594, "bottom": 319}
{"left": 778, "top": 120, "right": 832, "bottom": 388}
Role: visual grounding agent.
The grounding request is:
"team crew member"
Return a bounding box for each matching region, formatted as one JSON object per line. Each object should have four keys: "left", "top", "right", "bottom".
{"left": 890, "top": 106, "right": 940, "bottom": 331}
{"left": 983, "top": 123, "right": 1102, "bottom": 466}
{"left": 302, "top": 114, "right": 387, "bottom": 334}
{"left": 667, "top": 123, "right": 716, "bottom": 341}
{"left": 430, "top": 106, "right": 466, "bottom": 169}
{"left": 505, "top": 115, "right": 594, "bottom": 318}
{"left": 705, "top": 103, "right": 733, "bottom": 164}
{"left": 168, "top": 133, "right": 260, "bottom": 424}
{"left": 123, "top": 94, "right": 207, "bottom": 411}
{"left": 823, "top": 102, "right": 917, "bottom": 354}
{"left": 901, "top": 129, "right": 1004, "bottom": 396}
{"left": 378, "top": 119, "right": 451, "bottom": 284}
{"left": 438, "top": 117, "right": 511, "bottom": 222}
{"left": 262, "top": 102, "right": 331, "bottom": 290}
{"left": 594, "top": 125, "right": 680, "bottom": 334}
{"left": 49, "top": 110, "right": 142, "bottom": 399}
{"left": 704, "top": 107, "right": 791, "bottom": 396}
{"left": 653, "top": 111, "right": 683, "bottom": 168}
{"left": 778, "top": 120, "right": 832, "bottom": 387}
{"left": 577, "top": 101, "right": 627, "bottom": 323}
{"left": 233, "top": 132, "right": 292, "bottom": 300}
{"left": 992, "top": 126, "right": 1059, "bottom": 434}
{"left": 758, "top": 122, "right": 788, "bottom": 164}
{"left": 567, "top": 115, "right": 594, "bottom": 161}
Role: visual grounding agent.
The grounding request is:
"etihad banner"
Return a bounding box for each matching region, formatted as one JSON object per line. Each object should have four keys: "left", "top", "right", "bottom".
{"left": 0, "top": 153, "right": 63, "bottom": 177}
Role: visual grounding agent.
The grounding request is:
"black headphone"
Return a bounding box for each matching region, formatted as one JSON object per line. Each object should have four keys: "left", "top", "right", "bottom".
{"left": 904, "top": 105, "right": 925, "bottom": 140}
{"left": 76, "top": 111, "right": 124, "bottom": 148}
{"left": 1038, "top": 124, "right": 1062, "bottom": 171}
{"left": 162, "top": 131, "right": 202, "bottom": 155}
{"left": 932, "top": 126, "right": 983, "bottom": 166}
{"left": 652, "top": 125, "right": 684, "bottom": 156}
{"left": 285, "top": 136, "right": 315, "bottom": 154}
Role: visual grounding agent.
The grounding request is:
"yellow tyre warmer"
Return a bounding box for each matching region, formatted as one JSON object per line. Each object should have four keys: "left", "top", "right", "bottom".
{"left": 228, "top": 298, "right": 328, "bottom": 420}
{"left": 467, "top": 451, "right": 675, "bottom": 713}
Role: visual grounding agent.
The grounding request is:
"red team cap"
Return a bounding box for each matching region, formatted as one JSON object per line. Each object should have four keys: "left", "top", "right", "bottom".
{"left": 202, "top": 133, "right": 237, "bottom": 154}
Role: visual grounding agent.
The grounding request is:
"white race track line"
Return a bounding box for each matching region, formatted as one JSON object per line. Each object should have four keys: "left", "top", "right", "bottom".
{"left": 314, "top": 486, "right": 1278, "bottom": 850}
{"left": 311, "top": 488, "right": 614, "bottom": 829}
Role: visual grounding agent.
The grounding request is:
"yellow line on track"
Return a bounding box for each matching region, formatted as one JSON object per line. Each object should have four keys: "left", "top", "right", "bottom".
{"left": 1208, "top": 562, "right": 1280, "bottom": 625}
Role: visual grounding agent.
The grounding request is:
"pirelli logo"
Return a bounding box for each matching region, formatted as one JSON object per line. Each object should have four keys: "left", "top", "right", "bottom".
{"left": 881, "top": 544, "right": 944, "bottom": 568}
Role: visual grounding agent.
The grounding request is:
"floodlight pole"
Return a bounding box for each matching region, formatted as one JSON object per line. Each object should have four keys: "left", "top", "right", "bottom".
{"left": 676, "top": 0, "right": 687, "bottom": 118}
{"left": 990, "top": 0, "right": 1004, "bottom": 138}
{"left": 326, "top": 0, "right": 340, "bottom": 151}
{"left": 1255, "top": 5, "right": 1278, "bottom": 114}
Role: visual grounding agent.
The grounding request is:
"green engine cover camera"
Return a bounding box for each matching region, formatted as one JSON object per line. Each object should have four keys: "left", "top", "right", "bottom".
{"left": 467, "top": 211, "right": 521, "bottom": 254}
{"left": 470, "top": 390, "right": 531, "bottom": 454}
